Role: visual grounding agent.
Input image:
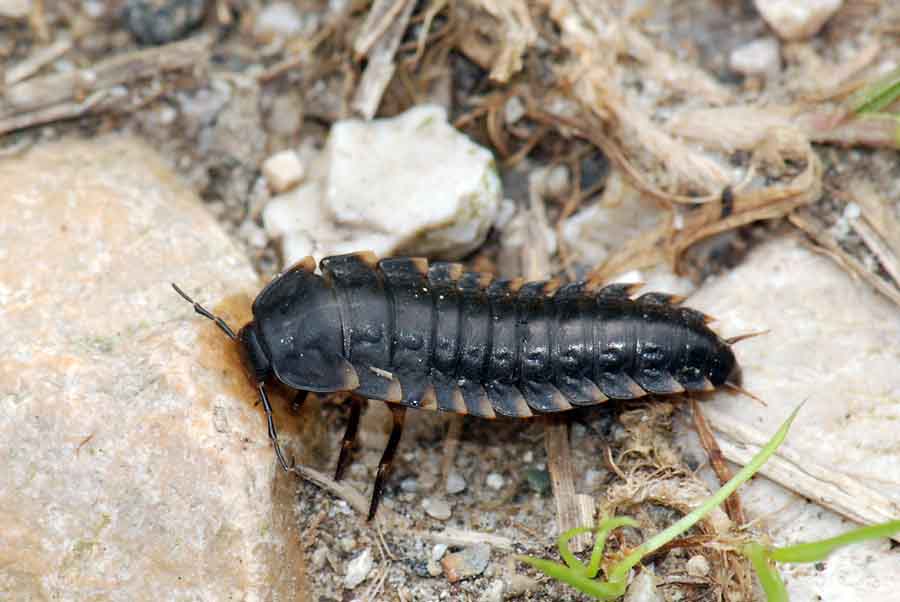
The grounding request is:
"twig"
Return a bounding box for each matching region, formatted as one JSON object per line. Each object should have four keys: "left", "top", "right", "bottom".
{"left": 3, "top": 34, "right": 211, "bottom": 113}
{"left": 350, "top": 0, "right": 416, "bottom": 119}
{"left": 293, "top": 464, "right": 403, "bottom": 526}
{"left": 4, "top": 35, "right": 72, "bottom": 86}
{"left": 690, "top": 398, "right": 745, "bottom": 526}
{"left": 0, "top": 90, "right": 111, "bottom": 137}
{"left": 850, "top": 217, "right": 900, "bottom": 292}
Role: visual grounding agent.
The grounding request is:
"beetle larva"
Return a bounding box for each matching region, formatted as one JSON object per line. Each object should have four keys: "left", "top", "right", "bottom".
{"left": 174, "top": 251, "right": 741, "bottom": 520}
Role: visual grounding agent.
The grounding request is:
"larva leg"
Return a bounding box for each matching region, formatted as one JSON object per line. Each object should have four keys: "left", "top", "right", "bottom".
{"left": 334, "top": 395, "right": 364, "bottom": 482}
{"left": 368, "top": 404, "right": 406, "bottom": 521}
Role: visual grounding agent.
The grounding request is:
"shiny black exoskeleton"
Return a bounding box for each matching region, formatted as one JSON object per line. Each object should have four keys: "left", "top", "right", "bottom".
{"left": 175, "top": 251, "right": 740, "bottom": 520}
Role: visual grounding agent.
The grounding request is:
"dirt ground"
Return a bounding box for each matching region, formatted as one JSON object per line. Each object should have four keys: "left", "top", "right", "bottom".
{"left": 2, "top": 1, "right": 899, "bottom": 601}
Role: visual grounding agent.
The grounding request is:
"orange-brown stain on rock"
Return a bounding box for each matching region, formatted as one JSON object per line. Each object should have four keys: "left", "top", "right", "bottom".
{"left": 193, "top": 292, "right": 312, "bottom": 601}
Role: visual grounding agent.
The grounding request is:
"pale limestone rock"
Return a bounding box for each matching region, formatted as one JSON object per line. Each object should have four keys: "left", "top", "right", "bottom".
{"left": 755, "top": 0, "right": 842, "bottom": 40}
{"left": 262, "top": 105, "right": 502, "bottom": 265}
{"left": 262, "top": 149, "right": 305, "bottom": 193}
{"left": 0, "top": 136, "right": 308, "bottom": 601}
{"left": 729, "top": 37, "right": 781, "bottom": 77}
{"left": 679, "top": 237, "right": 900, "bottom": 600}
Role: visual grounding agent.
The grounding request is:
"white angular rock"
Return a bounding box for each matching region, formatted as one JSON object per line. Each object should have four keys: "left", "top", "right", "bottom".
{"left": 0, "top": 137, "right": 306, "bottom": 600}
{"left": 755, "top": 0, "right": 842, "bottom": 40}
{"left": 343, "top": 549, "right": 374, "bottom": 589}
{"left": 262, "top": 149, "right": 306, "bottom": 193}
{"left": 679, "top": 237, "right": 900, "bottom": 600}
{"left": 263, "top": 105, "right": 502, "bottom": 265}
{"left": 729, "top": 37, "right": 781, "bottom": 77}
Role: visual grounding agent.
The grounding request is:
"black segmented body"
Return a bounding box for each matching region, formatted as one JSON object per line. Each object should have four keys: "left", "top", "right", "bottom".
{"left": 176, "top": 250, "right": 741, "bottom": 520}
{"left": 246, "top": 252, "right": 739, "bottom": 418}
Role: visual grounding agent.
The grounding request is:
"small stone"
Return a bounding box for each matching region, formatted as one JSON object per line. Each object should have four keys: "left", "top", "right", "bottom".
{"left": 427, "top": 559, "right": 443, "bottom": 577}
{"left": 123, "top": 0, "right": 207, "bottom": 45}
{"left": 441, "top": 544, "right": 491, "bottom": 583}
{"left": 504, "top": 96, "right": 526, "bottom": 124}
{"left": 729, "top": 37, "right": 780, "bottom": 77}
{"left": 261, "top": 150, "right": 305, "bottom": 193}
{"left": 524, "top": 468, "right": 551, "bottom": 495}
{"left": 754, "top": 0, "right": 842, "bottom": 40}
{"left": 506, "top": 574, "right": 539, "bottom": 598}
{"left": 686, "top": 555, "right": 711, "bottom": 577}
{"left": 445, "top": 470, "right": 467, "bottom": 494}
{"left": 624, "top": 569, "right": 662, "bottom": 602}
{"left": 423, "top": 497, "right": 453, "bottom": 520}
{"left": 400, "top": 477, "right": 419, "bottom": 493}
{"left": 254, "top": 1, "right": 304, "bottom": 40}
{"left": 486, "top": 472, "right": 505, "bottom": 491}
{"left": 338, "top": 536, "right": 356, "bottom": 553}
{"left": 431, "top": 543, "right": 448, "bottom": 562}
{"left": 522, "top": 451, "right": 534, "bottom": 463}
{"left": 344, "top": 549, "right": 374, "bottom": 589}
{"left": 480, "top": 579, "right": 506, "bottom": 602}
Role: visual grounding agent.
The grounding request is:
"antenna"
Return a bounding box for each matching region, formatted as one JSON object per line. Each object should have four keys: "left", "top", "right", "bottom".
{"left": 171, "top": 283, "right": 238, "bottom": 341}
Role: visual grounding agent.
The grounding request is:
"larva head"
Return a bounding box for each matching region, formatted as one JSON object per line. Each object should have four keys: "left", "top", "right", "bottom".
{"left": 708, "top": 338, "right": 740, "bottom": 387}
{"left": 238, "top": 321, "right": 272, "bottom": 383}
{"left": 172, "top": 283, "right": 273, "bottom": 384}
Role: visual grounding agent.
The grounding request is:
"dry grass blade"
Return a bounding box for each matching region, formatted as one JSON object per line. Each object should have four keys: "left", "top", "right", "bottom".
{"left": 587, "top": 133, "right": 822, "bottom": 281}
{"left": 790, "top": 210, "right": 900, "bottom": 309}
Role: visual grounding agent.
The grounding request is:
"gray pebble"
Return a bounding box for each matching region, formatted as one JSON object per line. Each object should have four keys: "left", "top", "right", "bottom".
{"left": 486, "top": 472, "right": 505, "bottom": 490}
{"left": 445, "top": 470, "right": 467, "bottom": 494}
{"left": 423, "top": 497, "right": 452, "bottom": 520}
{"left": 441, "top": 543, "right": 491, "bottom": 583}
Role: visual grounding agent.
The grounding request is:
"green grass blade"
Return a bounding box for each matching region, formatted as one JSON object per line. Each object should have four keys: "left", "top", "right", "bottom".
{"left": 609, "top": 404, "right": 804, "bottom": 582}
{"left": 557, "top": 527, "right": 594, "bottom": 573}
{"left": 743, "top": 542, "right": 789, "bottom": 602}
{"left": 586, "top": 517, "right": 639, "bottom": 579}
{"left": 769, "top": 520, "right": 900, "bottom": 563}
{"left": 515, "top": 555, "right": 626, "bottom": 600}
{"left": 851, "top": 68, "right": 900, "bottom": 114}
